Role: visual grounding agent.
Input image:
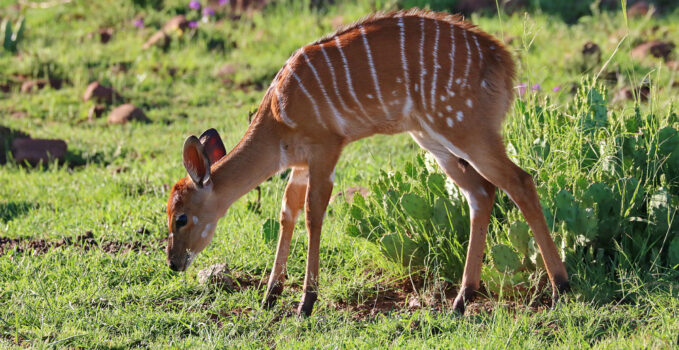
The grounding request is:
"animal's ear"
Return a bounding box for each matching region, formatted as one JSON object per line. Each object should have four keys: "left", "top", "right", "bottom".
{"left": 199, "top": 128, "right": 227, "bottom": 164}
{"left": 183, "top": 135, "right": 210, "bottom": 187}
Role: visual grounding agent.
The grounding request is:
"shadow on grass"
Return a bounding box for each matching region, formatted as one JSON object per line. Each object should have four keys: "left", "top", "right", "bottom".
{"left": 0, "top": 201, "right": 37, "bottom": 222}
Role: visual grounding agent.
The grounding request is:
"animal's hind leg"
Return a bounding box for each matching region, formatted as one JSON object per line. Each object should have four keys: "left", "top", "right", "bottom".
{"left": 456, "top": 133, "right": 570, "bottom": 304}
{"left": 262, "top": 167, "right": 308, "bottom": 309}
{"left": 410, "top": 132, "right": 496, "bottom": 315}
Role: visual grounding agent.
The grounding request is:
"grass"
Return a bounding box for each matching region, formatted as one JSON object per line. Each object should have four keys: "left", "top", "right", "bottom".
{"left": 1, "top": 0, "right": 678, "bottom": 347}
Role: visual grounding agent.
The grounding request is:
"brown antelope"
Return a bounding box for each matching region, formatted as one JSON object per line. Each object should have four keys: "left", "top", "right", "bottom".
{"left": 165, "top": 10, "right": 569, "bottom": 316}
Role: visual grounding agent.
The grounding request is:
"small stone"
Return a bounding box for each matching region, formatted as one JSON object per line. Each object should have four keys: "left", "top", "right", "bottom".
{"left": 11, "top": 138, "right": 67, "bottom": 166}
{"left": 631, "top": 41, "right": 675, "bottom": 61}
{"left": 83, "top": 81, "right": 122, "bottom": 104}
{"left": 330, "top": 186, "right": 369, "bottom": 204}
{"left": 197, "top": 263, "right": 234, "bottom": 290}
{"left": 0, "top": 126, "right": 31, "bottom": 165}
{"left": 627, "top": 1, "right": 650, "bottom": 18}
{"left": 20, "top": 79, "right": 48, "bottom": 93}
{"left": 142, "top": 15, "right": 189, "bottom": 50}
{"left": 107, "top": 104, "right": 150, "bottom": 124}
{"left": 582, "top": 42, "right": 601, "bottom": 60}
{"left": 88, "top": 104, "right": 106, "bottom": 121}
{"left": 99, "top": 28, "right": 114, "bottom": 44}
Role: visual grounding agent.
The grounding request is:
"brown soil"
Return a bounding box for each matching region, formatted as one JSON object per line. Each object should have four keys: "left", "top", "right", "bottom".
{"left": 0, "top": 231, "right": 158, "bottom": 256}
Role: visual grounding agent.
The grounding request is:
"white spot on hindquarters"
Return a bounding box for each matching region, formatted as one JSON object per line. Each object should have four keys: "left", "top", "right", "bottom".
{"left": 201, "top": 223, "right": 212, "bottom": 238}
{"left": 440, "top": 95, "right": 446, "bottom": 102}
{"left": 446, "top": 117, "right": 453, "bottom": 127}
{"left": 415, "top": 84, "right": 419, "bottom": 92}
{"left": 481, "top": 80, "right": 488, "bottom": 88}
{"left": 466, "top": 99, "right": 473, "bottom": 108}
{"left": 192, "top": 216, "right": 198, "bottom": 224}
{"left": 455, "top": 78, "right": 462, "bottom": 85}
{"left": 366, "top": 94, "right": 374, "bottom": 99}
{"left": 447, "top": 90, "right": 455, "bottom": 97}
{"left": 446, "top": 105, "right": 452, "bottom": 112}
{"left": 437, "top": 112, "right": 443, "bottom": 117}
{"left": 457, "top": 111, "right": 464, "bottom": 121}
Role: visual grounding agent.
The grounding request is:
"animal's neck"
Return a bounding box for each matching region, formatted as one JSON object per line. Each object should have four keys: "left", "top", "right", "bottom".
{"left": 210, "top": 114, "right": 284, "bottom": 214}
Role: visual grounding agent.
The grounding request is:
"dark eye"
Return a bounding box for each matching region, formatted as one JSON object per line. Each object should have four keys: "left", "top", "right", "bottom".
{"left": 175, "top": 214, "right": 188, "bottom": 228}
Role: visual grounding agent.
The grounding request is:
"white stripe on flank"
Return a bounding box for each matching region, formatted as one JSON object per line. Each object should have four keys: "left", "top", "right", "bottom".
{"left": 334, "top": 36, "right": 370, "bottom": 120}
{"left": 398, "top": 17, "right": 413, "bottom": 116}
{"left": 275, "top": 87, "right": 297, "bottom": 128}
{"left": 359, "top": 26, "right": 389, "bottom": 117}
{"left": 418, "top": 18, "right": 426, "bottom": 111}
{"left": 419, "top": 120, "right": 470, "bottom": 160}
{"left": 446, "top": 24, "right": 456, "bottom": 92}
{"left": 320, "top": 46, "right": 352, "bottom": 115}
{"left": 473, "top": 34, "right": 483, "bottom": 64}
{"left": 292, "top": 71, "right": 327, "bottom": 129}
{"left": 301, "top": 48, "right": 346, "bottom": 133}
{"left": 430, "top": 21, "right": 440, "bottom": 111}
{"left": 462, "top": 29, "right": 471, "bottom": 88}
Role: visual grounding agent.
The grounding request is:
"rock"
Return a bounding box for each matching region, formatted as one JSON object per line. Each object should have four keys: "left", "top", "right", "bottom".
{"left": 627, "top": 1, "right": 650, "bottom": 17}
{"left": 83, "top": 81, "right": 122, "bottom": 104}
{"left": 20, "top": 79, "right": 48, "bottom": 93}
{"left": 0, "top": 126, "right": 30, "bottom": 165}
{"left": 582, "top": 41, "right": 601, "bottom": 62}
{"left": 142, "top": 15, "right": 189, "bottom": 50}
{"left": 11, "top": 138, "right": 67, "bottom": 166}
{"left": 613, "top": 85, "right": 650, "bottom": 103}
{"left": 99, "top": 28, "right": 114, "bottom": 43}
{"left": 107, "top": 104, "right": 150, "bottom": 124}
{"left": 631, "top": 41, "right": 675, "bottom": 61}
{"left": 215, "top": 63, "right": 237, "bottom": 78}
{"left": 88, "top": 104, "right": 106, "bottom": 121}
{"left": 197, "top": 263, "right": 234, "bottom": 290}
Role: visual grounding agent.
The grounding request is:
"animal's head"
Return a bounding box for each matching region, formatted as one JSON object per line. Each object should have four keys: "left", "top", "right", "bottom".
{"left": 166, "top": 129, "right": 227, "bottom": 271}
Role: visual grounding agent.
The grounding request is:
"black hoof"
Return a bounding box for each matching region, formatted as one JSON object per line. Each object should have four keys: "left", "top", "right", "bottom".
{"left": 296, "top": 291, "right": 317, "bottom": 317}
{"left": 452, "top": 287, "right": 477, "bottom": 315}
{"left": 551, "top": 279, "right": 570, "bottom": 307}
{"left": 262, "top": 283, "right": 284, "bottom": 309}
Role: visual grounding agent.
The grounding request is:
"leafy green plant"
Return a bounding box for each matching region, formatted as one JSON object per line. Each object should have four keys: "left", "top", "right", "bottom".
{"left": 1, "top": 17, "right": 25, "bottom": 53}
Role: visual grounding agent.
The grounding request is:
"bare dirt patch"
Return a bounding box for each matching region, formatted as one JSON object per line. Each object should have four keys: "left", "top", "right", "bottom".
{"left": 0, "top": 231, "right": 159, "bottom": 256}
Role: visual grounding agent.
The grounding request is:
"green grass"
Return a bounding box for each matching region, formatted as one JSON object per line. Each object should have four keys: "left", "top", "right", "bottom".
{"left": 1, "top": 0, "right": 678, "bottom": 347}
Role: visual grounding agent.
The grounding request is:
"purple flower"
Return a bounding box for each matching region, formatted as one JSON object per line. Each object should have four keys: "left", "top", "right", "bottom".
{"left": 188, "top": 20, "right": 198, "bottom": 28}
{"left": 218, "top": 0, "right": 229, "bottom": 5}
{"left": 202, "top": 7, "right": 215, "bottom": 17}
{"left": 133, "top": 18, "right": 144, "bottom": 28}
{"left": 189, "top": 0, "right": 201, "bottom": 10}
{"left": 516, "top": 82, "right": 528, "bottom": 96}
{"left": 552, "top": 86, "right": 561, "bottom": 92}
{"left": 531, "top": 83, "right": 541, "bottom": 91}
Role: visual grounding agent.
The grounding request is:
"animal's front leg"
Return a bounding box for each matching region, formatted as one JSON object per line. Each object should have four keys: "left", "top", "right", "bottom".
{"left": 262, "top": 168, "right": 308, "bottom": 309}
{"left": 297, "top": 151, "right": 339, "bottom": 317}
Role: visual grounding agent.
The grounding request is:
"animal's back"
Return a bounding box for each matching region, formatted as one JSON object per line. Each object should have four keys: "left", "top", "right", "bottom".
{"left": 269, "top": 10, "right": 516, "bottom": 140}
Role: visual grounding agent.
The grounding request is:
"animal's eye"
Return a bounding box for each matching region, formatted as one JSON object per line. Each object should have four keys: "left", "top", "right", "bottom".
{"left": 176, "top": 214, "right": 188, "bottom": 228}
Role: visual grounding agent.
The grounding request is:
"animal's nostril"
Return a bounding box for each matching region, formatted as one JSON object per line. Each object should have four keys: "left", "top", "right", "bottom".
{"left": 168, "top": 260, "right": 179, "bottom": 271}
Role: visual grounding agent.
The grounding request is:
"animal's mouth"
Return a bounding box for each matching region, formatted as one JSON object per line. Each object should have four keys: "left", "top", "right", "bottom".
{"left": 184, "top": 251, "right": 196, "bottom": 269}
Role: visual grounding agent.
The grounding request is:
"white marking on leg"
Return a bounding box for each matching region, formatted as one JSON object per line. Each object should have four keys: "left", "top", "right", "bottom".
{"left": 418, "top": 18, "right": 427, "bottom": 111}
{"left": 466, "top": 98, "right": 472, "bottom": 108}
{"left": 192, "top": 216, "right": 198, "bottom": 224}
{"left": 398, "top": 17, "right": 413, "bottom": 118}
{"left": 446, "top": 24, "right": 456, "bottom": 93}
{"left": 320, "top": 46, "right": 352, "bottom": 115}
{"left": 457, "top": 111, "right": 464, "bottom": 122}
{"left": 359, "top": 25, "right": 389, "bottom": 117}
{"left": 334, "top": 36, "right": 370, "bottom": 120}
{"left": 460, "top": 188, "right": 480, "bottom": 211}
{"left": 301, "top": 48, "right": 347, "bottom": 134}
{"left": 446, "top": 117, "right": 453, "bottom": 127}
{"left": 282, "top": 202, "right": 292, "bottom": 220}
{"left": 462, "top": 29, "right": 471, "bottom": 88}
{"left": 430, "top": 21, "right": 440, "bottom": 110}
{"left": 329, "top": 169, "right": 335, "bottom": 183}
{"left": 292, "top": 71, "right": 327, "bottom": 129}
{"left": 419, "top": 121, "right": 470, "bottom": 160}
